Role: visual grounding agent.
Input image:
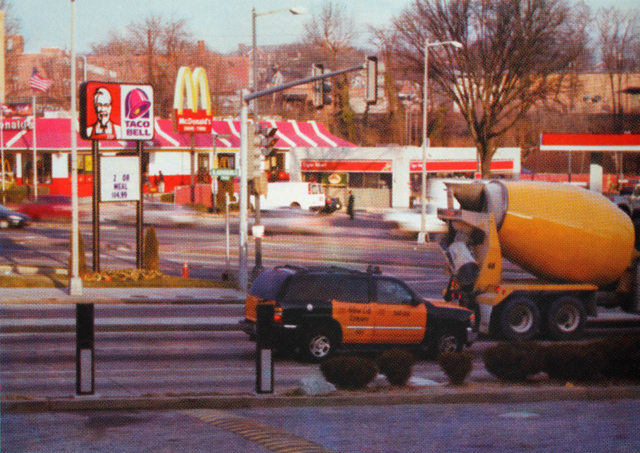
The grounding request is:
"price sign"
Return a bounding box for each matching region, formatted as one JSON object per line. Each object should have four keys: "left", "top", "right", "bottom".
{"left": 100, "top": 156, "right": 140, "bottom": 202}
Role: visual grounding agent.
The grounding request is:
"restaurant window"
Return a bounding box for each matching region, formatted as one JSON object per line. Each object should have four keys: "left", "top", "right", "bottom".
{"left": 349, "top": 173, "right": 381, "bottom": 189}
{"left": 217, "top": 153, "right": 235, "bottom": 169}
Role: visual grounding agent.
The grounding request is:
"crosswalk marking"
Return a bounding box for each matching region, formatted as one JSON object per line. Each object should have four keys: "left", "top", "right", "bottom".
{"left": 183, "top": 409, "right": 335, "bottom": 453}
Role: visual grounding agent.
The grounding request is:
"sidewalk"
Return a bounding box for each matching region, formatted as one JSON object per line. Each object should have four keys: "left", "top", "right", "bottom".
{"left": 0, "top": 286, "right": 246, "bottom": 305}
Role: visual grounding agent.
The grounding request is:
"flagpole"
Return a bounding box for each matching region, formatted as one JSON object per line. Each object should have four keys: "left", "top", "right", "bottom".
{"left": 32, "top": 95, "right": 38, "bottom": 200}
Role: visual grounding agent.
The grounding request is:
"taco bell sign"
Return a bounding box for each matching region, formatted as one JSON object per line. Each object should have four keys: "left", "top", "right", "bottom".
{"left": 80, "top": 82, "right": 154, "bottom": 141}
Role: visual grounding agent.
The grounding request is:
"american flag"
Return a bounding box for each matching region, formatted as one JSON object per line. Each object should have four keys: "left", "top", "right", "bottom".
{"left": 29, "top": 67, "right": 53, "bottom": 92}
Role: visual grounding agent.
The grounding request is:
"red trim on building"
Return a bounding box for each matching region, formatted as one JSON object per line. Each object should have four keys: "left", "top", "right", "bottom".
{"left": 301, "top": 160, "right": 392, "bottom": 172}
{"left": 409, "top": 160, "right": 513, "bottom": 172}
{"left": 540, "top": 133, "right": 640, "bottom": 151}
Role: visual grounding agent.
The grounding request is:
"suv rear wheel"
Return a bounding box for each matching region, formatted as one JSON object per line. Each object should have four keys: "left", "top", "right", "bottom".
{"left": 301, "top": 328, "right": 339, "bottom": 363}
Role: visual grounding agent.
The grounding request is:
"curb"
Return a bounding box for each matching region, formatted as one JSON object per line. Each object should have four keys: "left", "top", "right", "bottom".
{"left": 3, "top": 385, "right": 640, "bottom": 413}
{"left": 0, "top": 318, "right": 242, "bottom": 334}
{"left": 0, "top": 296, "right": 245, "bottom": 306}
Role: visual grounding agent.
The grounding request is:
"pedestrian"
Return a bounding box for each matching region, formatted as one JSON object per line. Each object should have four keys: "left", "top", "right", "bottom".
{"left": 347, "top": 191, "right": 355, "bottom": 220}
{"left": 157, "top": 171, "right": 165, "bottom": 193}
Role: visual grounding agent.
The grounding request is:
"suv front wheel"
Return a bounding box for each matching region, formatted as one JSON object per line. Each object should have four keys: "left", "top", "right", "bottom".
{"left": 301, "top": 328, "right": 339, "bottom": 363}
{"left": 427, "top": 328, "right": 463, "bottom": 359}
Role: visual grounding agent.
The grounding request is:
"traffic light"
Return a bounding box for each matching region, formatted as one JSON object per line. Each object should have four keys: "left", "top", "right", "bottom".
{"left": 322, "top": 81, "right": 332, "bottom": 107}
{"left": 247, "top": 122, "right": 263, "bottom": 179}
{"left": 365, "top": 56, "right": 378, "bottom": 105}
{"left": 312, "top": 64, "right": 333, "bottom": 109}
{"left": 312, "top": 63, "right": 324, "bottom": 108}
{"left": 260, "top": 127, "right": 278, "bottom": 156}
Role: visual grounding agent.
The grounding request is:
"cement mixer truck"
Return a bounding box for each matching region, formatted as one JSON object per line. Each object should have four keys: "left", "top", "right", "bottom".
{"left": 437, "top": 180, "right": 639, "bottom": 341}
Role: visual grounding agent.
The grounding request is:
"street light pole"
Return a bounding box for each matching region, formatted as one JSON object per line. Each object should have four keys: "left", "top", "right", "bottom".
{"left": 250, "top": 6, "right": 306, "bottom": 283}
{"left": 418, "top": 38, "right": 463, "bottom": 244}
{"left": 239, "top": 91, "right": 249, "bottom": 291}
{"left": 69, "top": 0, "right": 82, "bottom": 295}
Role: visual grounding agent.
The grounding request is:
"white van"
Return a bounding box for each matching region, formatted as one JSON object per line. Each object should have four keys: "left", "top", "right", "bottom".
{"left": 252, "top": 182, "right": 326, "bottom": 211}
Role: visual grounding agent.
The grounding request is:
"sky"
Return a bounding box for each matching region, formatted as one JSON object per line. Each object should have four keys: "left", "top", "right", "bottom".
{"left": 8, "top": 0, "right": 640, "bottom": 56}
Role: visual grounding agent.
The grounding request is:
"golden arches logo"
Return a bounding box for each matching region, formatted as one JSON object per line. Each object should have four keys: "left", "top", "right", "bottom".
{"left": 173, "top": 66, "right": 212, "bottom": 133}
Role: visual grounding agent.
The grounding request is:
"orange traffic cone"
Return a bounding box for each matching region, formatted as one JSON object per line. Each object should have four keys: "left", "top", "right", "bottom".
{"left": 182, "top": 262, "right": 189, "bottom": 278}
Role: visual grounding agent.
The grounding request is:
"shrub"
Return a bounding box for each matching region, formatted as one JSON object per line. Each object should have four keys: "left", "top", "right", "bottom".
{"left": 320, "top": 356, "right": 378, "bottom": 390}
{"left": 544, "top": 343, "right": 606, "bottom": 382}
{"left": 438, "top": 351, "right": 473, "bottom": 386}
{"left": 586, "top": 335, "right": 640, "bottom": 381}
{"left": 482, "top": 341, "right": 546, "bottom": 382}
{"left": 142, "top": 226, "right": 160, "bottom": 271}
{"left": 376, "top": 349, "right": 415, "bottom": 387}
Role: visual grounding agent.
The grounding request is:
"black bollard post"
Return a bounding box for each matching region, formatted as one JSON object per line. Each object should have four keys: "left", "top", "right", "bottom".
{"left": 255, "top": 303, "right": 274, "bottom": 394}
{"left": 76, "top": 303, "right": 95, "bottom": 395}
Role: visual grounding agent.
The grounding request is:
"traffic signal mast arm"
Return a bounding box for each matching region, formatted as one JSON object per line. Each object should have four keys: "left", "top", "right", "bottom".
{"left": 243, "top": 57, "right": 377, "bottom": 103}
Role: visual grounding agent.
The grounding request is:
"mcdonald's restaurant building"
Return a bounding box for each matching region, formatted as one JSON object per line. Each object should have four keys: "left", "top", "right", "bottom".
{"left": 0, "top": 117, "right": 521, "bottom": 209}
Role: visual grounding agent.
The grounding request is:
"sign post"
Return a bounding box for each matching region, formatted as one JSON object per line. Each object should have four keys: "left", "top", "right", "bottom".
{"left": 79, "top": 82, "right": 154, "bottom": 270}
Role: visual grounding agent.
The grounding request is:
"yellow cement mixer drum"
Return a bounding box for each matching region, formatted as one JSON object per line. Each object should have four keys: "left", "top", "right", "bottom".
{"left": 498, "top": 181, "right": 635, "bottom": 286}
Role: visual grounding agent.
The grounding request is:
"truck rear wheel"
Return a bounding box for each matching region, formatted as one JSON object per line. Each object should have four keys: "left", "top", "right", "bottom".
{"left": 545, "top": 296, "right": 586, "bottom": 341}
{"left": 498, "top": 297, "right": 540, "bottom": 341}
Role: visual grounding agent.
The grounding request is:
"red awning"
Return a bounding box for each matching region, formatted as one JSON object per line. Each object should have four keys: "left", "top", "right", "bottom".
{"left": 540, "top": 133, "right": 640, "bottom": 152}
{"left": 0, "top": 118, "right": 356, "bottom": 151}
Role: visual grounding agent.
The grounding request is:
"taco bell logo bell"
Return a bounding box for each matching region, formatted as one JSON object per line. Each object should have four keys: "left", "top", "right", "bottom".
{"left": 121, "top": 85, "right": 154, "bottom": 140}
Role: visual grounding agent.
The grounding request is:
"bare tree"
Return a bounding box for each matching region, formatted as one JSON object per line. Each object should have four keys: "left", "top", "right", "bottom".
{"left": 393, "top": 0, "right": 589, "bottom": 177}
{"left": 370, "top": 26, "right": 406, "bottom": 146}
{"left": 303, "top": 1, "right": 360, "bottom": 67}
{"left": 90, "top": 15, "right": 196, "bottom": 118}
{"left": 596, "top": 7, "right": 640, "bottom": 130}
{"left": 2, "top": 0, "right": 21, "bottom": 98}
{"left": 300, "top": 1, "right": 363, "bottom": 139}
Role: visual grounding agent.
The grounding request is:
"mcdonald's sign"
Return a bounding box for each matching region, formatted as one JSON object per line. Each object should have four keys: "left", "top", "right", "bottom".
{"left": 173, "top": 67, "right": 213, "bottom": 134}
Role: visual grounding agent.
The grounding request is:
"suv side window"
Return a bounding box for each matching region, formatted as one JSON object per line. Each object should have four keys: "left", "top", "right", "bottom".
{"left": 375, "top": 278, "right": 414, "bottom": 305}
{"left": 332, "top": 276, "right": 369, "bottom": 303}
{"left": 249, "top": 269, "right": 291, "bottom": 299}
{"left": 282, "top": 274, "right": 369, "bottom": 303}
{"left": 282, "top": 275, "right": 334, "bottom": 302}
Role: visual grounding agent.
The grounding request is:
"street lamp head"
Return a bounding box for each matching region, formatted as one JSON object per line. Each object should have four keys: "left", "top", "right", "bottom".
{"left": 289, "top": 6, "right": 307, "bottom": 15}
{"left": 427, "top": 40, "right": 464, "bottom": 49}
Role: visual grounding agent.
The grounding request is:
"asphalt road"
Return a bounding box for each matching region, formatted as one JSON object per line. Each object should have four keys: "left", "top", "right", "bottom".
{"left": 3, "top": 399, "right": 640, "bottom": 452}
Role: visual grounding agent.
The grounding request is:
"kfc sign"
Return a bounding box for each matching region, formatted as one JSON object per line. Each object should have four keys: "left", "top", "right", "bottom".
{"left": 80, "top": 82, "right": 154, "bottom": 141}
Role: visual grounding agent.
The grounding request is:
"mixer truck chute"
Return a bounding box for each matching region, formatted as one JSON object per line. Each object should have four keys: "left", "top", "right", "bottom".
{"left": 438, "top": 180, "right": 639, "bottom": 341}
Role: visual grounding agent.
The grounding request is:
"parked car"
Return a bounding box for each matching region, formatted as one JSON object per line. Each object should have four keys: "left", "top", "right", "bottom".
{"left": 320, "top": 196, "right": 342, "bottom": 214}
{"left": 17, "top": 195, "right": 82, "bottom": 221}
{"left": 0, "top": 204, "right": 31, "bottom": 229}
{"left": 242, "top": 265, "right": 476, "bottom": 362}
{"left": 610, "top": 184, "right": 635, "bottom": 216}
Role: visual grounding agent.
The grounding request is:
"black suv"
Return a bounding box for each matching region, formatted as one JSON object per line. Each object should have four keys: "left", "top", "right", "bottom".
{"left": 242, "top": 265, "right": 476, "bottom": 362}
